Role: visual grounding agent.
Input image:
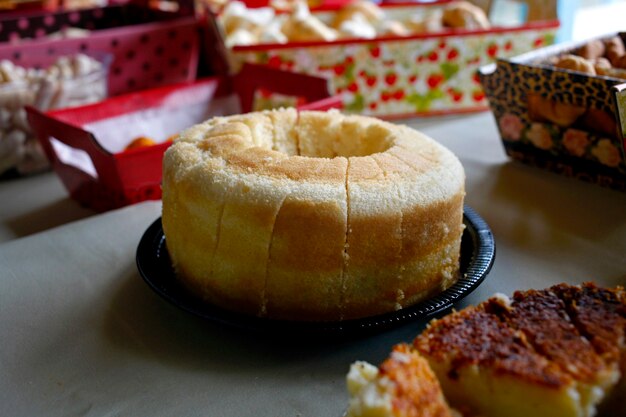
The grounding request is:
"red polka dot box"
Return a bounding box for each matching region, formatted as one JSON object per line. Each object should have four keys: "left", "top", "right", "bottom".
{"left": 26, "top": 64, "right": 341, "bottom": 212}
{"left": 211, "top": 0, "right": 559, "bottom": 119}
{"left": 0, "top": 1, "right": 198, "bottom": 96}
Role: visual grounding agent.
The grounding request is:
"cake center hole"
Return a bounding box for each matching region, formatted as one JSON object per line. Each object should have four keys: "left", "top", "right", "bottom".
{"left": 273, "top": 116, "right": 395, "bottom": 158}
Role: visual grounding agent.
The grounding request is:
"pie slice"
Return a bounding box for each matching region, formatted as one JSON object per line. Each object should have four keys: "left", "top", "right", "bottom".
{"left": 347, "top": 283, "right": 626, "bottom": 417}
{"left": 414, "top": 303, "right": 582, "bottom": 417}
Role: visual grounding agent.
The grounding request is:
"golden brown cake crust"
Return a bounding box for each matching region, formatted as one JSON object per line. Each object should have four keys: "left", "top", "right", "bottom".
{"left": 485, "top": 288, "right": 609, "bottom": 384}
{"left": 550, "top": 282, "right": 626, "bottom": 361}
{"left": 414, "top": 305, "right": 571, "bottom": 388}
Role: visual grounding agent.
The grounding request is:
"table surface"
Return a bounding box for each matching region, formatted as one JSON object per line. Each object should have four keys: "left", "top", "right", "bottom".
{"left": 1, "top": 111, "right": 626, "bottom": 417}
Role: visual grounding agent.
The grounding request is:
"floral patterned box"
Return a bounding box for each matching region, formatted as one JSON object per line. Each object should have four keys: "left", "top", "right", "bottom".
{"left": 479, "top": 34, "right": 626, "bottom": 192}
{"left": 214, "top": 1, "right": 559, "bottom": 119}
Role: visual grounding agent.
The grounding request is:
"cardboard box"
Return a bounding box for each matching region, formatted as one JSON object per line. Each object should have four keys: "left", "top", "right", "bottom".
{"left": 210, "top": 0, "right": 559, "bottom": 119}
{"left": 479, "top": 33, "right": 626, "bottom": 191}
{"left": 26, "top": 64, "right": 341, "bottom": 211}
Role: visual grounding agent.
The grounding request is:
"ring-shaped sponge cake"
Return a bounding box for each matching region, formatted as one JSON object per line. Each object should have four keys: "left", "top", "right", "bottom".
{"left": 162, "top": 109, "right": 465, "bottom": 321}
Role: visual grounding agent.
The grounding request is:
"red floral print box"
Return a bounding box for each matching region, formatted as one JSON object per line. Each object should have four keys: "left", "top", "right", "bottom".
{"left": 479, "top": 34, "right": 626, "bottom": 192}
{"left": 211, "top": 0, "right": 559, "bottom": 119}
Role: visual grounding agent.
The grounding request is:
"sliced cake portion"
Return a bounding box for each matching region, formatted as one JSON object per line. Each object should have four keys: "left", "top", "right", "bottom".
{"left": 343, "top": 153, "right": 402, "bottom": 319}
{"left": 364, "top": 125, "right": 465, "bottom": 313}
{"left": 210, "top": 113, "right": 291, "bottom": 315}
{"left": 414, "top": 303, "right": 583, "bottom": 417}
{"left": 383, "top": 127, "right": 465, "bottom": 308}
{"left": 264, "top": 154, "right": 349, "bottom": 320}
{"left": 342, "top": 116, "right": 403, "bottom": 319}
{"left": 162, "top": 118, "right": 258, "bottom": 309}
{"left": 346, "top": 344, "right": 455, "bottom": 417}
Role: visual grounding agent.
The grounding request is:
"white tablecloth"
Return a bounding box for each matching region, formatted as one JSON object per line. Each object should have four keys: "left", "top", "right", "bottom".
{"left": 1, "top": 113, "right": 625, "bottom": 416}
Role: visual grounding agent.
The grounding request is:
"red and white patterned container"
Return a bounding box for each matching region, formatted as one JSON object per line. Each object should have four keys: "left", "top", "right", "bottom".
{"left": 215, "top": 1, "right": 559, "bottom": 119}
